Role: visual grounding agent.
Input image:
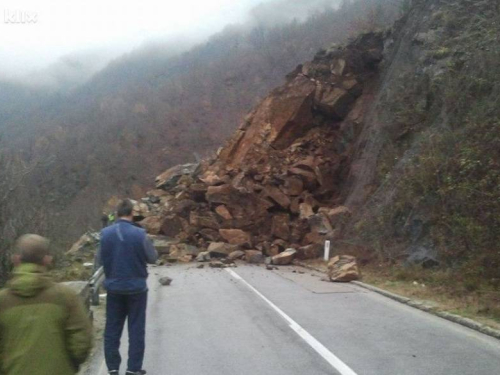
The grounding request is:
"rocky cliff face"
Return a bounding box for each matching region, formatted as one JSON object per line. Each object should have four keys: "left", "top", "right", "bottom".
{"left": 344, "top": 0, "right": 500, "bottom": 279}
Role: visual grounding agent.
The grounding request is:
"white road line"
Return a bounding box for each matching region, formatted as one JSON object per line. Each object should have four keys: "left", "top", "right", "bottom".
{"left": 226, "top": 268, "right": 358, "bottom": 375}
{"left": 98, "top": 360, "right": 107, "bottom": 375}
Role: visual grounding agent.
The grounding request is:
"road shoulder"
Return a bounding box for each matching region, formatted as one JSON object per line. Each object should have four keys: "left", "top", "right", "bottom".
{"left": 295, "top": 261, "right": 500, "bottom": 341}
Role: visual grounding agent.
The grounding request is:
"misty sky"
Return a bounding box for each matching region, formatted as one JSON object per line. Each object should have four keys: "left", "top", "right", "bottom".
{"left": 0, "top": 0, "right": 275, "bottom": 77}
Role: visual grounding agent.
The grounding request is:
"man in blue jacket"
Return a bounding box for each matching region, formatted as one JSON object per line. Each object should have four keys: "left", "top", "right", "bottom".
{"left": 99, "top": 199, "right": 158, "bottom": 375}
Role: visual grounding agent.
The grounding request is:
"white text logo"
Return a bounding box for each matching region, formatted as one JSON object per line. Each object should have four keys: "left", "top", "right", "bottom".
{"left": 4, "top": 10, "right": 38, "bottom": 24}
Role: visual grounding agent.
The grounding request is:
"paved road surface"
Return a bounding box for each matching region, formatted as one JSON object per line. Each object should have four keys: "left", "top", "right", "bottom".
{"left": 85, "top": 264, "right": 500, "bottom": 375}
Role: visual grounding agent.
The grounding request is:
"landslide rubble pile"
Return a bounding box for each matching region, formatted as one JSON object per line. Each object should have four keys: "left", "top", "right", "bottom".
{"left": 132, "top": 33, "right": 384, "bottom": 267}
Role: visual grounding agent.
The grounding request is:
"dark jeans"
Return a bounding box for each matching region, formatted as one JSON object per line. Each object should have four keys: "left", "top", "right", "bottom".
{"left": 104, "top": 291, "right": 148, "bottom": 372}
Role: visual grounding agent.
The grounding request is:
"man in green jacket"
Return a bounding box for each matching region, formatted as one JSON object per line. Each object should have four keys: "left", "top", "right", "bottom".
{"left": 0, "top": 234, "right": 93, "bottom": 375}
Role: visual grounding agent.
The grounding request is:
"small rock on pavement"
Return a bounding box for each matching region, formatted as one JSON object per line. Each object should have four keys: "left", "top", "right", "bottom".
{"left": 197, "top": 264, "right": 205, "bottom": 269}
{"left": 159, "top": 277, "right": 173, "bottom": 286}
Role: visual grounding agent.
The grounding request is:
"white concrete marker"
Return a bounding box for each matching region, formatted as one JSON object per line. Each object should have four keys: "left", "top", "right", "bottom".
{"left": 324, "top": 240, "right": 331, "bottom": 261}
{"left": 226, "top": 268, "right": 358, "bottom": 375}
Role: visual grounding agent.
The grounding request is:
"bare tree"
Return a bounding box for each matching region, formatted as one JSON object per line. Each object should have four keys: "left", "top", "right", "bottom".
{"left": 0, "top": 142, "right": 52, "bottom": 282}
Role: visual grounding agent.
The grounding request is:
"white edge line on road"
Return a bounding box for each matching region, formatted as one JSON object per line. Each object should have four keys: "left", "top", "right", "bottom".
{"left": 98, "top": 359, "right": 107, "bottom": 375}
{"left": 226, "top": 268, "right": 358, "bottom": 375}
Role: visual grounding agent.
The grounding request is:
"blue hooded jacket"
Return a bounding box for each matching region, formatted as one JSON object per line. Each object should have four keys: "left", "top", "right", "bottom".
{"left": 99, "top": 219, "right": 158, "bottom": 294}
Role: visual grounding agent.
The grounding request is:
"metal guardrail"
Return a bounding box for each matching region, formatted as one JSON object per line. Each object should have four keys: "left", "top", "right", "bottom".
{"left": 89, "top": 266, "right": 105, "bottom": 306}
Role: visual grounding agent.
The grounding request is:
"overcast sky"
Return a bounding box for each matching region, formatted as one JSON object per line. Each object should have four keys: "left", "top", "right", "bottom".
{"left": 0, "top": 0, "right": 274, "bottom": 77}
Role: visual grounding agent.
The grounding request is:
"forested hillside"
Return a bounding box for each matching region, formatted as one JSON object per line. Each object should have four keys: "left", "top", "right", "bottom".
{"left": 0, "top": 0, "right": 402, "bottom": 260}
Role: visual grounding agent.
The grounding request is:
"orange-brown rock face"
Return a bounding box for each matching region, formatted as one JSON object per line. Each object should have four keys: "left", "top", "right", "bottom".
{"left": 216, "top": 32, "right": 383, "bottom": 174}
{"left": 139, "top": 32, "right": 385, "bottom": 261}
{"left": 220, "top": 76, "right": 317, "bottom": 168}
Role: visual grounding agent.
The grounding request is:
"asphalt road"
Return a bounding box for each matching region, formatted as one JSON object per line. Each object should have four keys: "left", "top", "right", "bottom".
{"left": 86, "top": 264, "right": 500, "bottom": 375}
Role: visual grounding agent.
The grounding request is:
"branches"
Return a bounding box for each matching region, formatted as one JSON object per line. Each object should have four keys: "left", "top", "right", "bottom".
{"left": 0, "top": 145, "right": 51, "bottom": 279}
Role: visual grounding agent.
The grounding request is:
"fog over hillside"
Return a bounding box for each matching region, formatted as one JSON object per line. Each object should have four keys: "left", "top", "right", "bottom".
{"left": 249, "top": 0, "right": 340, "bottom": 25}
{"left": 0, "top": 0, "right": 341, "bottom": 88}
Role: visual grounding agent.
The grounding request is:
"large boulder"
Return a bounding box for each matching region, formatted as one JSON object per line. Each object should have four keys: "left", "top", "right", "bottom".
{"left": 289, "top": 166, "right": 318, "bottom": 187}
{"left": 139, "top": 216, "right": 162, "bottom": 235}
{"left": 327, "top": 255, "right": 360, "bottom": 282}
{"left": 147, "top": 189, "right": 170, "bottom": 200}
{"left": 314, "top": 84, "right": 355, "bottom": 120}
{"left": 302, "top": 230, "right": 326, "bottom": 246}
{"left": 271, "top": 248, "right": 297, "bottom": 265}
{"left": 206, "top": 184, "right": 237, "bottom": 205}
{"left": 308, "top": 214, "right": 333, "bottom": 235}
{"left": 132, "top": 201, "right": 151, "bottom": 220}
{"left": 160, "top": 215, "right": 185, "bottom": 237}
{"left": 207, "top": 184, "right": 273, "bottom": 229}
{"left": 290, "top": 220, "right": 309, "bottom": 244}
{"left": 215, "top": 205, "right": 233, "bottom": 220}
{"left": 207, "top": 242, "right": 239, "bottom": 257}
{"left": 196, "top": 251, "right": 211, "bottom": 262}
{"left": 219, "top": 229, "right": 252, "bottom": 247}
{"left": 190, "top": 211, "right": 220, "bottom": 230}
{"left": 168, "top": 199, "right": 197, "bottom": 217}
{"left": 299, "top": 202, "right": 314, "bottom": 219}
{"left": 296, "top": 244, "right": 322, "bottom": 260}
{"left": 148, "top": 235, "right": 176, "bottom": 255}
{"left": 199, "top": 228, "right": 221, "bottom": 242}
{"left": 156, "top": 163, "right": 200, "bottom": 190}
{"left": 228, "top": 196, "right": 274, "bottom": 229}
{"left": 269, "top": 239, "right": 287, "bottom": 257}
{"left": 169, "top": 243, "right": 200, "bottom": 258}
{"left": 263, "top": 186, "right": 291, "bottom": 209}
{"left": 271, "top": 214, "right": 290, "bottom": 241}
{"left": 200, "top": 171, "right": 225, "bottom": 186}
{"left": 67, "top": 232, "right": 100, "bottom": 255}
{"left": 228, "top": 250, "right": 246, "bottom": 261}
{"left": 245, "top": 250, "right": 265, "bottom": 264}
{"left": 281, "top": 176, "right": 304, "bottom": 196}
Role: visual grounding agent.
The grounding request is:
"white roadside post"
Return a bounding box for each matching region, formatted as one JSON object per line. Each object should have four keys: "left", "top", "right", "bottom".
{"left": 324, "top": 240, "right": 331, "bottom": 261}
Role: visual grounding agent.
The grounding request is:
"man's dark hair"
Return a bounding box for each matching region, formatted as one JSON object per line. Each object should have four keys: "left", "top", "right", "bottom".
{"left": 15, "top": 234, "right": 51, "bottom": 265}
{"left": 116, "top": 199, "right": 134, "bottom": 218}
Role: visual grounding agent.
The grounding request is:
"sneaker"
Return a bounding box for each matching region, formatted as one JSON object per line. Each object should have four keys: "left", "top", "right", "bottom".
{"left": 126, "top": 371, "right": 146, "bottom": 375}
{"left": 108, "top": 371, "right": 119, "bottom": 375}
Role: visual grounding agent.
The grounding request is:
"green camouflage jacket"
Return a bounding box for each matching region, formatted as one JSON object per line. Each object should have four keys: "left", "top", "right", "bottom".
{"left": 0, "top": 263, "right": 92, "bottom": 375}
